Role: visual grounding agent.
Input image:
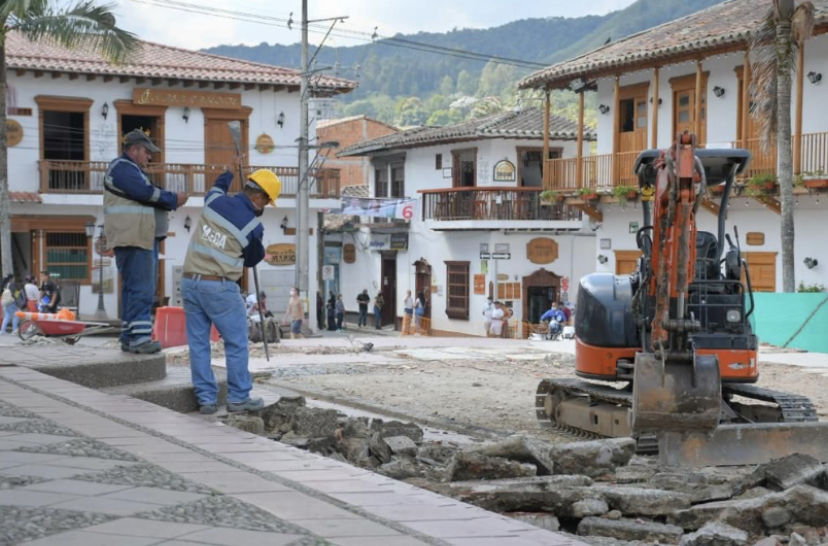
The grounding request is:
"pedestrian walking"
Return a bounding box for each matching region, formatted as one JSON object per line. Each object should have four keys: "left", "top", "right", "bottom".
{"left": 181, "top": 160, "right": 281, "bottom": 415}
{"left": 356, "top": 289, "right": 370, "bottom": 328}
{"left": 316, "top": 292, "right": 324, "bottom": 330}
{"left": 283, "top": 287, "right": 305, "bottom": 339}
{"left": 335, "top": 294, "right": 345, "bottom": 331}
{"left": 482, "top": 297, "right": 494, "bottom": 336}
{"left": 373, "top": 291, "right": 384, "bottom": 329}
{"left": 39, "top": 272, "right": 61, "bottom": 313}
{"left": 402, "top": 290, "right": 414, "bottom": 334}
{"left": 559, "top": 301, "right": 571, "bottom": 324}
{"left": 1, "top": 275, "right": 23, "bottom": 334}
{"left": 413, "top": 291, "right": 426, "bottom": 334}
{"left": 105, "top": 129, "right": 187, "bottom": 354}
{"left": 489, "top": 301, "right": 505, "bottom": 337}
{"left": 24, "top": 276, "right": 40, "bottom": 312}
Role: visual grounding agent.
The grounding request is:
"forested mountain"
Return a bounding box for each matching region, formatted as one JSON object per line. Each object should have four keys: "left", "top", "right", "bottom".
{"left": 206, "top": 0, "right": 727, "bottom": 126}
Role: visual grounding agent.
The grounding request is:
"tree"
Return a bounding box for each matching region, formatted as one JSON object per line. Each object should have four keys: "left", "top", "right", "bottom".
{"left": 426, "top": 108, "right": 463, "bottom": 126}
{"left": 750, "top": 0, "right": 814, "bottom": 293}
{"left": 439, "top": 75, "right": 454, "bottom": 97}
{"left": 456, "top": 70, "right": 477, "bottom": 96}
{"left": 0, "top": 0, "right": 137, "bottom": 278}
{"left": 394, "top": 97, "right": 429, "bottom": 127}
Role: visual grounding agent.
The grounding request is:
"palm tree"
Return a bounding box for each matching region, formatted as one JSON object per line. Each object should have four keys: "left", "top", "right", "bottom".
{"left": 0, "top": 1, "right": 137, "bottom": 278}
{"left": 750, "top": 0, "right": 814, "bottom": 293}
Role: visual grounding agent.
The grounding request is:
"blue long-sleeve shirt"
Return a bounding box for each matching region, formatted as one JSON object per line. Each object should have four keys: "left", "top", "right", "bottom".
{"left": 541, "top": 309, "right": 565, "bottom": 322}
{"left": 109, "top": 153, "right": 178, "bottom": 210}
{"left": 205, "top": 171, "right": 265, "bottom": 268}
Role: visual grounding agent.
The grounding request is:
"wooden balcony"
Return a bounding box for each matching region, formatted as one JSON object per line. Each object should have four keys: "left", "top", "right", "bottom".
{"left": 37, "top": 160, "right": 341, "bottom": 199}
{"left": 420, "top": 187, "right": 580, "bottom": 222}
{"left": 544, "top": 151, "right": 642, "bottom": 191}
{"left": 736, "top": 132, "right": 828, "bottom": 180}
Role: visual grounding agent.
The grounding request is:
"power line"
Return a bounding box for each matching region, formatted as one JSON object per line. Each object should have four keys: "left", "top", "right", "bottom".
{"left": 127, "top": 0, "right": 548, "bottom": 70}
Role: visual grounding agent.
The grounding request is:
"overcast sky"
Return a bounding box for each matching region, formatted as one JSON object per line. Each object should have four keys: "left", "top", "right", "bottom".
{"left": 114, "top": 0, "right": 639, "bottom": 50}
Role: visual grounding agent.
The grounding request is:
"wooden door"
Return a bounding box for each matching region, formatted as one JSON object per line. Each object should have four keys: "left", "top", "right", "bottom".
{"left": 614, "top": 250, "right": 643, "bottom": 275}
{"left": 203, "top": 108, "right": 251, "bottom": 189}
{"left": 743, "top": 252, "right": 777, "bottom": 292}
{"left": 736, "top": 72, "right": 776, "bottom": 177}
{"left": 381, "top": 256, "right": 397, "bottom": 327}
{"left": 414, "top": 260, "right": 432, "bottom": 321}
{"left": 618, "top": 96, "right": 648, "bottom": 153}
{"left": 671, "top": 73, "right": 708, "bottom": 144}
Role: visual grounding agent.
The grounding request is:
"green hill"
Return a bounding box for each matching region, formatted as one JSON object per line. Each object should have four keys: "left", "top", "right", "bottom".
{"left": 205, "top": 0, "right": 726, "bottom": 125}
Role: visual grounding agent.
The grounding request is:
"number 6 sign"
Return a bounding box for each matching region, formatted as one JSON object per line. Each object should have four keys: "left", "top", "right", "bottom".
{"left": 401, "top": 203, "right": 414, "bottom": 220}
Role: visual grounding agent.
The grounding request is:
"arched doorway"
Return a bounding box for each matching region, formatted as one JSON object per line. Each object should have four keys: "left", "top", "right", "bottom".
{"left": 522, "top": 268, "right": 561, "bottom": 328}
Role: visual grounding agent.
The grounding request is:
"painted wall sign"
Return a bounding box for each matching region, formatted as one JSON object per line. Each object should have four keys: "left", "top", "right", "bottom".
{"left": 492, "top": 159, "right": 516, "bottom": 182}
{"left": 133, "top": 88, "right": 242, "bottom": 110}
{"left": 474, "top": 274, "right": 486, "bottom": 295}
{"left": 264, "top": 243, "right": 296, "bottom": 266}
{"left": 629, "top": 221, "right": 640, "bottom": 233}
{"left": 746, "top": 232, "right": 765, "bottom": 246}
{"left": 255, "top": 133, "right": 275, "bottom": 154}
{"left": 527, "top": 238, "right": 559, "bottom": 265}
{"left": 5, "top": 119, "right": 22, "bottom": 147}
{"left": 343, "top": 243, "right": 356, "bottom": 264}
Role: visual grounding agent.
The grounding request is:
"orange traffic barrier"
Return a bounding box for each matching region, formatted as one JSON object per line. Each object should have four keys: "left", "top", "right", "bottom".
{"left": 15, "top": 308, "right": 76, "bottom": 321}
{"left": 153, "top": 306, "right": 219, "bottom": 348}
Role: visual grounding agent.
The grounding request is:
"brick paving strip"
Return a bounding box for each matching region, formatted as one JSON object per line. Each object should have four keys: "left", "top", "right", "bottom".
{"left": 0, "top": 365, "right": 585, "bottom": 546}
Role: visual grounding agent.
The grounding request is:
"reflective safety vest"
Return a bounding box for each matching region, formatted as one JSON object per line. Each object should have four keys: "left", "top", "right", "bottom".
{"left": 103, "top": 158, "right": 167, "bottom": 251}
{"left": 182, "top": 189, "right": 262, "bottom": 281}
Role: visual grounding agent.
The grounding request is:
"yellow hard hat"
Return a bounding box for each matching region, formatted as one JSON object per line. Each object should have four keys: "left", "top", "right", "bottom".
{"left": 248, "top": 169, "right": 282, "bottom": 206}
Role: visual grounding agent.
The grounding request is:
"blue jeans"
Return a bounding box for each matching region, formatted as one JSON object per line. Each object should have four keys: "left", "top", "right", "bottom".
{"left": 2, "top": 302, "right": 20, "bottom": 333}
{"left": 182, "top": 277, "right": 251, "bottom": 405}
{"left": 114, "top": 243, "right": 158, "bottom": 346}
{"left": 374, "top": 306, "right": 382, "bottom": 329}
{"left": 358, "top": 307, "right": 368, "bottom": 327}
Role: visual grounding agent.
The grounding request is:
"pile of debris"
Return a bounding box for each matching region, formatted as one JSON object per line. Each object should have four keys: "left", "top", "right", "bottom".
{"left": 222, "top": 400, "right": 828, "bottom": 545}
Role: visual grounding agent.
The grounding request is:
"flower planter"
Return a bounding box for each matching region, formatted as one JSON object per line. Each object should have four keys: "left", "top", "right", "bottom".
{"left": 580, "top": 193, "right": 599, "bottom": 201}
{"left": 804, "top": 179, "right": 828, "bottom": 189}
{"left": 625, "top": 191, "right": 638, "bottom": 199}
{"left": 708, "top": 185, "right": 724, "bottom": 195}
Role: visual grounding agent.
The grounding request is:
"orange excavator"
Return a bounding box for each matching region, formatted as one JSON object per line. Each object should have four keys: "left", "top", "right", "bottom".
{"left": 536, "top": 133, "right": 825, "bottom": 464}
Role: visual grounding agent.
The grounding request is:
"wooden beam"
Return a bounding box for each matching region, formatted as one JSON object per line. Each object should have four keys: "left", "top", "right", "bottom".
{"left": 794, "top": 43, "right": 804, "bottom": 175}
{"left": 244, "top": 83, "right": 256, "bottom": 90}
{"left": 103, "top": 75, "right": 113, "bottom": 82}
{"left": 182, "top": 80, "right": 194, "bottom": 88}
{"left": 135, "top": 77, "right": 146, "bottom": 84}
{"left": 34, "top": 71, "right": 43, "bottom": 78}
{"left": 228, "top": 82, "right": 241, "bottom": 90}
{"left": 198, "top": 81, "right": 210, "bottom": 89}
{"left": 612, "top": 76, "right": 620, "bottom": 184}
{"left": 694, "top": 59, "right": 703, "bottom": 142}
{"left": 576, "top": 90, "right": 584, "bottom": 187}
{"left": 543, "top": 89, "right": 550, "bottom": 187}
{"left": 258, "top": 84, "right": 270, "bottom": 92}
{"left": 651, "top": 67, "right": 660, "bottom": 149}
{"left": 214, "top": 82, "right": 225, "bottom": 90}
{"left": 151, "top": 78, "right": 162, "bottom": 86}
{"left": 752, "top": 194, "right": 781, "bottom": 214}
{"left": 572, "top": 201, "right": 603, "bottom": 223}
{"left": 68, "top": 73, "right": 78, "bottom": 80}
{"left": 51, "top": 72, "right": 61, "bottom": 79}
{"left": 167, "top": 78, "right": 179, "bottom": 87}
{"left": 86, "top": 74, "right": 96, "bottom": 81}
{"left": 119, "top": 75, "right": 130, "bottom": 83}
{"left": 742, "top": 52, "right": 750, "bottom": 149}
{"left": 700, "top": 197, "right": 720, "bottom": 216}
{"left": 15, "top": 69, "right": 25, "bottom": 77}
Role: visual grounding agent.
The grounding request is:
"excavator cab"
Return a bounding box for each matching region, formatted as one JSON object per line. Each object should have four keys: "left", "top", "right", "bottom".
{"left": 629, "top": 140, "right": 752, "bottom": 435}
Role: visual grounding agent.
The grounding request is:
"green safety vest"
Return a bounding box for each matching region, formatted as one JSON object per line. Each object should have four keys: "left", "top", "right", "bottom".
{"left": 103, "top": 158, "right": 167, "bottom": 251}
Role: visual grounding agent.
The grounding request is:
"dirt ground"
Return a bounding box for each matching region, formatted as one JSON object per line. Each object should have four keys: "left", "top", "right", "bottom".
{"left": 273, "top": 347, "right": 828, "bottom": 439}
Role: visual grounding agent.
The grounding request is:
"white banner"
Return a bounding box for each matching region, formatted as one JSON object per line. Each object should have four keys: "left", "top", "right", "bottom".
{"left": 337, "top": 197, "right": 417, "bottom": 220}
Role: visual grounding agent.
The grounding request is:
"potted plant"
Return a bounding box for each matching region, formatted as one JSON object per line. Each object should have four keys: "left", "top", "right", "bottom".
{"left": 540, "top": 189, "right": 565, "bottom": 204}
{"left": 747, "top": 173, "right": 777, "bottom": 195}
{"left": 803, "top": 170, "right": 828, "bottom": 189}
{"left": 612, "top": 185, "right": 638, "bottom": 205}
{"left": 707, "top": 183, "right": 725, "bottom": 196}
{"left": 577, "top": 186, "right": 600, "bottom": 201}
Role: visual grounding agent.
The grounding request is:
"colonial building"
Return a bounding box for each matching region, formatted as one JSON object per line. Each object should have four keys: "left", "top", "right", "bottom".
{"left": 316, "top": 115, "right": 399, "bottom": 188}
{"left": 5, "top": 31, "right": 355, "bottom": 322}
{"left": 519, "top": 0, "right": 828, "bottom": 292}
{"left": 334, "top": 107, "right": 596, "bottom": 336}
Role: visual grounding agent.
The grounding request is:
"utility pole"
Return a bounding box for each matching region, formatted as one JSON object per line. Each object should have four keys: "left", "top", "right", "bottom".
{"left": 296, "top": 0, "right": 310, "bottom": 300}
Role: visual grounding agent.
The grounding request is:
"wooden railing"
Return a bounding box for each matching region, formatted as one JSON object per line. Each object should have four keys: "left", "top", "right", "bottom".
{"left": 733, "top": 132, "right": 828, "bottom": 180}
{"left": 799, "top": 132, "right": 828, "bottom": 174}
{"left": 37, "top": 160, "right": 340, "bottom": 199}
{"left": 544, "top": 151, "right": 639, "bottom": 191}
{"left": 420, "top": 187, "right": 580, "bottom": 222}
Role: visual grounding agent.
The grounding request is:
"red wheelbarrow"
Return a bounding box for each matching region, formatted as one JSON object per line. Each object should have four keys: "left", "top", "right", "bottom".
{"left": 15, "top": 310, "right": 119, "bottom": 345}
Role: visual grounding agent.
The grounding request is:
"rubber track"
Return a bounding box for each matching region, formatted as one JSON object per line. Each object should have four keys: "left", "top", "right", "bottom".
{"left": 724, "top": 383, "right": 819, "bottom": 422}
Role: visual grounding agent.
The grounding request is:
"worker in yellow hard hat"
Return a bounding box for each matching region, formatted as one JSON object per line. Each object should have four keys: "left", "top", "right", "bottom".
{"left": 180, "top": 160, "right": 282, "bottom": 415}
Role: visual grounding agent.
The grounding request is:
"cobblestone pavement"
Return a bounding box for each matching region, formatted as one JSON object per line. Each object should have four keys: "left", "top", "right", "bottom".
{"left": 0, "top": 363, "right": 584, "bottom": 546}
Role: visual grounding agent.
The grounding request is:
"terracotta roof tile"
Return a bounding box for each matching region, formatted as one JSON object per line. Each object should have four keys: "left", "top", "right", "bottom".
{"left": 9, "top": 192, "right": 42, "bottom": 203}
{"left": 338, "top": 107, "right": 594, "bottom": 156}
{"left": 6, "top": 31, "right": 356, "bottom": 91}
{"left": 519, "top": 0, "right": 828, "bottom": 89}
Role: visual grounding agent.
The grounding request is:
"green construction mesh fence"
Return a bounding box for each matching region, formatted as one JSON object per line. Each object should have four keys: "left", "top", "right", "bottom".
{"left": 748, "top": 293, "right": 828, "bottom": 353}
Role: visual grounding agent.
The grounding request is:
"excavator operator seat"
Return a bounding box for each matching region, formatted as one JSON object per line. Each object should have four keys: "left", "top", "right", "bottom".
{"left": 695, "top": 231, "right": 720, "bottom": 282}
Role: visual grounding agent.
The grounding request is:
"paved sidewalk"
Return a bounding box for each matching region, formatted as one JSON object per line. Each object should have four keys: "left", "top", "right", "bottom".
{"left": 0, "top": 365, "right": 583, "bottom": 546}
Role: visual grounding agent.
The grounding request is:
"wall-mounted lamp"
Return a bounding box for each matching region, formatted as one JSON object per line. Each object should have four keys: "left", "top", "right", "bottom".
{"left": 597, "top": 254, "right": 609, "bottom": 264}
{"left": 713, "top": 86, "right": 726, "bottom": 98}
{"left": 808, "top": 71, "right": 822, "bottom": 85}
{"left": 101, "top": 102, "right": 109, "bottom": 120}
{"left": 183, "top": 106, "right": 190, "bottom": 123}
{"left": 804, "top": 257, "right": 819, "bottom": 269}
{"left": 184, "top": 215, "right": 192, "bottom": 232}
{"left": 277, "top": 111, "right": 285, "bottom": 128}
{"left": 598, "top": 104, "right": 610, "bottom": 115}
{"left": 648, "top": 97, "right": 663, "bottom": 105}
{"left": 280, "top": 215, "right": 288, "bottom": 231}
{"left": 84, "top": 222, "right": 96, "bottom": 238}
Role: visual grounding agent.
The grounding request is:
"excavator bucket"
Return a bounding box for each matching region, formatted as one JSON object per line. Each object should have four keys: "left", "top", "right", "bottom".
{"left": 630, "top": 352, "right": 721, "bottom": 434}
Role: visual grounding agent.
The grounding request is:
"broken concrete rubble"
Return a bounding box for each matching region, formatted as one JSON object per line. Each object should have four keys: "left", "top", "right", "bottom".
{"left": 577, "top": 516, "right": 684, "bottom": 544}
{"left": 463, "top": 435, "right": 555, "bottom": 475}
{"left": 754, "top": 454, "right": 826, "bottom": 491}
{"left": 508, "top": 512, "right": 560, "bottom": 532}
{"left": 549, "top": 438, "right": 636, "bottom": 478}
{"left": 447, "top": 451, "right": 537, "bottom": 482}
{"left": 591, "top": 485, "right": 692, "bottom": 517}
{"left": 291, "top": 406, "right": 340, "bottom": 437}
{"left": 384, "top": 435, "right": 418, "bottom": 458}
{"left": 571, "top": 498, "right": 609, "bottom": 518}
{"left": 679, "top": 521, "right": 748, "bottom": 546}
{"left": 371, "top": 419, "right": 424, "bottom": 443}
{"left": 369, "top": 432, "right": 392, "bottom": 464}
{"left": 761, "top": 507, "right": 791, "bottom": 529}
{"left": 378, "top": 458, "right": 421, "bottom": 480}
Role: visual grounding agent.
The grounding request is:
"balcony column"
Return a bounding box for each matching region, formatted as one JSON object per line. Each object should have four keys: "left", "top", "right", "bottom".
{"left": 612, "top": 76, "right": 620, "bottom": 185}
{"left": 694, "top": 59, "right": 703, "bottom": 143}
{"left": 651, "top": 67, "right": 659, "bottom": 149}
{"left": 742, "top": 52, "right": 751, "bottom": 149}
{"left": 576, "top": 90, "right": 584, "bottom": 186}
{"left": 794, "top": 42, "right": 804, "bottom": 175}
{"left": 543, "top": 89, "right": 551, "bottom": 187}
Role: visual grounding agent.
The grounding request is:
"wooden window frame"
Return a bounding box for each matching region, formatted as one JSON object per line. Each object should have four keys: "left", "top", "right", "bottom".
{"left": 451, "top": 148, "right": 477, "bottom": 188}
{"left": 517, "top": 146, "right": 561, "bottom": 187}
{"left": 435, "top": 153, "right": 442, "bottom": 170}
{"left": 203, "top": 106, "right": 252, "bottom": 166}
{"left": 390, "top": 162, "right": 405, "bottom": 198}
{"left": 43, "top": 231, "right": 92, "bottom": 285}
{"left": 374, "top": 163, "right": 389, "bottom": 198}
{"left": 669, "top": 71, "right": 710, "bottom": 144}
{"left": 114, "top": 100, "right": 168, "bottom": 163}
{"left": 445, "top": 261, "right": 470, "bottom": 320}
{"left": 34, "top": 95, "right": 93, "bottom": 163}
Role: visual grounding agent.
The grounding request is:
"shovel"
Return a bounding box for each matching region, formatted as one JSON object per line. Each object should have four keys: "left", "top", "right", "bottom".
{"left": 228, "top": 121, "right": 270, "bottom": 361}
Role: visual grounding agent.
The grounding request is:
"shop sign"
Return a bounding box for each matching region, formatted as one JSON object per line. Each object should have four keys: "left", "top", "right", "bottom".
{"left": 265, "top": 243, "right": 296, "bottom": 266}
{"left": 5, "top": 119, "right": 22, "bottom": 147}
{"left": 493, "top": 160, "right": 515, "bottom": 182}
{"left": 133, "top": 88, "right": 241, "bottom": 109}
{"left": 527, "top": 238, "right": 558, "bottom": 265}
{"left": 343, "top": 243, "right": 356, "bottom": 264}
{"left": 474, "top": 274, "right": 486, "bottom": 295}
{"left": 255, "top": 133, "right": 275, "bottom": 154}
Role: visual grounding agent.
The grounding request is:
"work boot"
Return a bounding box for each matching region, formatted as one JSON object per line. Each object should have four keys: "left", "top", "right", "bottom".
{"left": 226, "top": 397, "right": 264, "bottom": 413}
{"left": 199, "top": 403, "right": 218, "bottom": 415}
{"left": 128, "top": 340, "right": 162, "bottom": 354}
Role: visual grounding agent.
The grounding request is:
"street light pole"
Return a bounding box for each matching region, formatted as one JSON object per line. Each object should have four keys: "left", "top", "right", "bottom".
{"left": 296, "top": 0, "right": 310, "bottom": 300}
